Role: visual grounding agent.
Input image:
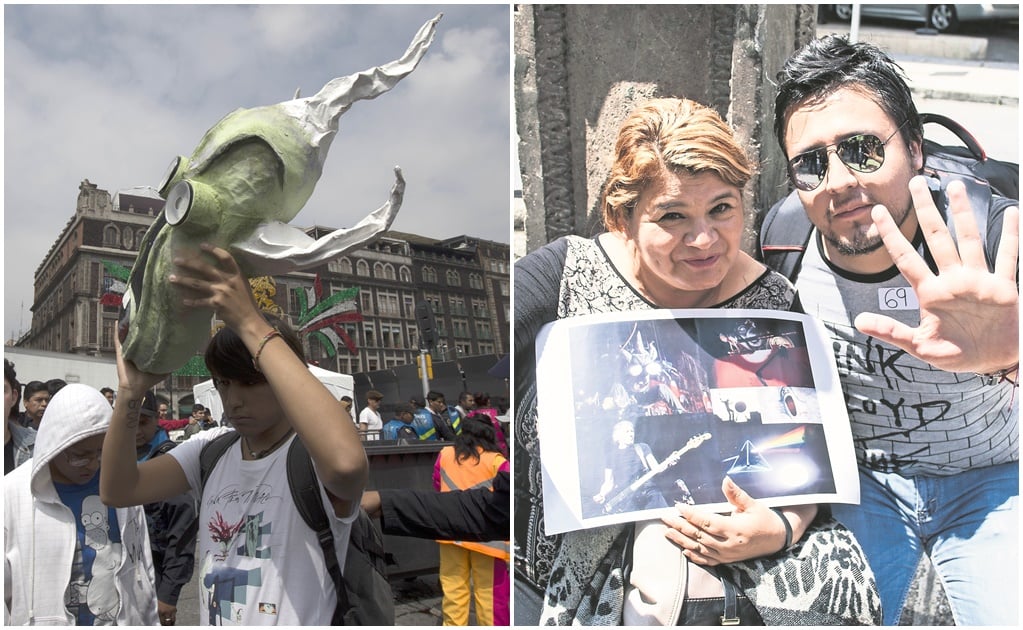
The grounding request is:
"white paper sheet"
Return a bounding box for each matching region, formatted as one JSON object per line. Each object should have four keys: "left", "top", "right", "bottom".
{"left": 535, "top": 308, "right": 859, "bottom": 535}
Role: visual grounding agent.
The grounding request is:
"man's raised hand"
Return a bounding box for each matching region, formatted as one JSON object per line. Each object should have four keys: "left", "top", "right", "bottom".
{"left": 854, "top": 176, "right": 1018, "bottom": 375}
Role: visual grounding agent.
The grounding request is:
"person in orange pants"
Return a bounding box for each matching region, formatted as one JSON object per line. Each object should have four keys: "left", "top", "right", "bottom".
{"left": 433, "top": 414, "right": 510, "bottom": 625}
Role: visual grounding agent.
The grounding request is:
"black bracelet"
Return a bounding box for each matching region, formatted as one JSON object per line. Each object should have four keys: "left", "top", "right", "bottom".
{"left": 771, "top": 507, "right": 793, "bottom": 553}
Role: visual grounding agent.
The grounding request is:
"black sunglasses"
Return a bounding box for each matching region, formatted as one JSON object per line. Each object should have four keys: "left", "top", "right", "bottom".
{"left": 787, "top": 121, "right": 908, "bottom": 191}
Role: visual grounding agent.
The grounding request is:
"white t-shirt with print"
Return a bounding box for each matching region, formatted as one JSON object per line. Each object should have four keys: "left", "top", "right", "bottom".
{"left": 169, "top": 427, "right": 358, "bottom": 625}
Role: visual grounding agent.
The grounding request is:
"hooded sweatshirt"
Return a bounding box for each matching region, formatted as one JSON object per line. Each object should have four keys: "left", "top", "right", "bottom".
{"left": 3, "top": 383, "right": 158, "bottom": 625}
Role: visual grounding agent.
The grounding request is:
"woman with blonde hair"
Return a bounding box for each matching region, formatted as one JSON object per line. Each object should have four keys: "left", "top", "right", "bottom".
{"left": 513, "top": 98, "right": 880, "bottom": 625}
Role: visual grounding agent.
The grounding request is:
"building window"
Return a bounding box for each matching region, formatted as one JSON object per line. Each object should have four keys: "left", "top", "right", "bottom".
{"left": 403, "top": 295, "right": 416, "bottom": 319}
{"left": 360, "top": 290, "right": 374, "bottom": 315}
{"left": 446, "top": 270, "right": 461, "bottom": 287}
{"left": 423, "top": 267, "right": 437, "bottom": 283}
{"left": 471, "top": 299, "right": 489, "bottom": 318}
{"left": 363, "top": 323, "right": 376, "bottom": 348}
{"left": 373, "top": 262, "right": 384, "bottom": 278}
{"left": 91, "top": 261, "right": 101, "bottom": 294}
{"left": 381, "top": 322, "right": 404, "bottom": 349}
{"left": 288, "top": 287, "right": 304, "bottom": 316}
{"left": 469, "top": 273, "right": 484, "bottom": 289}
{"left": 452, "top": 318, "right": 470, "bottom": 338}
{"left": 136, "top": 229, "right": 147, "bottom": 247}
{"left": 399, "top": 266, "right": 411, "bottom": 283}
{"left": 449, "top": 296, "right": 466, "bottom": 316}
{"left": 378, "top": 290, "right": 400, "bottom": 317}
{"left": 499, "top": 280, "right": 509, "bottom": 297}
{"left": 340, "top": 258, "right": 353, "bottom": 274}
{"left": 356, "top": 260, "right": 370, "bottom": 277}
{"left": 102, "top": 318, "right": 115, "bottom": 349}
{"left": 88, "top": 303, "right": 98, "bottom": 344}
{"left": 122, "top": 228, "right": 134, "bottom": 250}
{"left": 475, "top": 320, "right": 493, "bottom": 340}
{"left": 479, "top": 342, "right": 495, "bottom": 355}
{"left": 425, "top": 292, "right": 443, "bottom": 314}
{"left": 103, "top": 225, "right": 119, "bottom": 247}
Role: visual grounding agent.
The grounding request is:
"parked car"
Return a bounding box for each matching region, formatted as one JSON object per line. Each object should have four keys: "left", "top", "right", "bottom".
{"left": 825, "top": 4, "right": 1018, "bottom": 33}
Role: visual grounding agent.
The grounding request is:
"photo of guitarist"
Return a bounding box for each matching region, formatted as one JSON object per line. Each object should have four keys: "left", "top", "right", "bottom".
{"left": 593, "top": 420, "right": 695, "bottom": 514}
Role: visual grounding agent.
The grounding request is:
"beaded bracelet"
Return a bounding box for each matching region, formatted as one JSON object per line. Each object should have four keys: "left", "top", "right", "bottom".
{"left": 252, "top": 328, "right": 283, "bottom": 372}
{"left": 770, "top": 507, "right": 794, "bottom": 554}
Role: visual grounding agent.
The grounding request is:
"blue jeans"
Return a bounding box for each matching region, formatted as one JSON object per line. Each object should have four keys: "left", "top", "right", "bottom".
{"left": 832, "top": 463, "right": 1018, "bottom": 625}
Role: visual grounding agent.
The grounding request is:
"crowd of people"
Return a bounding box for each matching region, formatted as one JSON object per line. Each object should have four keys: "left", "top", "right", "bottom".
{"left": 4, "top": 239, "right": 511, "bottom": 626}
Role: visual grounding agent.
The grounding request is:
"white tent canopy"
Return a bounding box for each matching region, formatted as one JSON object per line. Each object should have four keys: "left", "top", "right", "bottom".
{"left": 193, "top": 364, "right": 354, "bottom": 424}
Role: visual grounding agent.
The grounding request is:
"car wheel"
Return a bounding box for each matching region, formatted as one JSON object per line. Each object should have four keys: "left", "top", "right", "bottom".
{"left": 832, "top": 4, "right": 853, "bottom": 21}
{"left": 928, "top": 4, "right": 959, "bottom": 33}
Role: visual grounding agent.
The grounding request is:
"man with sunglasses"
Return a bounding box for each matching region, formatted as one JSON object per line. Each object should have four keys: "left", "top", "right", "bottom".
{"left": 765, "top": 35, "right": 1018, "bottom": 626}
{"left": 4, "top": 384, "right": 158, "bottom": 625}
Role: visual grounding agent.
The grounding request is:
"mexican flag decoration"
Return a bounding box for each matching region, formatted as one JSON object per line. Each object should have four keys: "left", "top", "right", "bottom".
{"left": 297, "top": 274, "right": 362, "bottom": 357}
{"left": 100, "top": 260, "right": 131, "bottom": 306}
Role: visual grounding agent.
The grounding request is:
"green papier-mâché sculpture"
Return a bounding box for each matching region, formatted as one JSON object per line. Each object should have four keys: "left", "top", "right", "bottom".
{"left": 119, "top": 14, "right": 441, "bottom": 374}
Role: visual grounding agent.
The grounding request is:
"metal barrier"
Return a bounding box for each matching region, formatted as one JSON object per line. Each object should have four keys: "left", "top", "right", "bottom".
{"left": 365, "top": 440, "right": 446, "bottom": 577}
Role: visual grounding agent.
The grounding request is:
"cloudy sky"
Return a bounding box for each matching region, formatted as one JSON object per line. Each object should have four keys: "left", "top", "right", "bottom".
{"left": 4, "top": 4, "right": 511, "bottom": 342}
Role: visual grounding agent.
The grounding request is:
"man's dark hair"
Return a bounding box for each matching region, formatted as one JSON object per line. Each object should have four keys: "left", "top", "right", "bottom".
{"left": 23, "top": 380, "right": 48, "bottom": 400}
{"left": 140, "top": 390, "right": 159, "bottom": 418}
{"left": 340, "top": 395, "right": 353, "bottom": 404}
{"left": 4, "top": 359, "right": 18, "bottom": 392}
{"left": 193, "top": 403, "right": 206, "bottom": 412}
{"left": 409, "top": 396, "right": 425, "bottom": 408}
{"left": 774, "top": 35, "right": 922, "bottom": 156}
{"left": 46, "top": 378, "right": 67, "bottom": 396}
{"left": 453, "top": 414, "right": 501, "bottom": 465}
{"left": 205, "top": 314, "right": 305, "bottom": 382}
{"left": 100, "top": 387, "right": 114, "bottom": 396}
{"left": 458, "top": 391, "right": 474, "bottom": 405}
{"left": 395, "top": 403, "right": 414, "bottom": 420}
{"left": 426, "top": 390, "right": 446, "bottom": 403}
{"left": 5, "top": 359, "right": 20, "bottom": 420}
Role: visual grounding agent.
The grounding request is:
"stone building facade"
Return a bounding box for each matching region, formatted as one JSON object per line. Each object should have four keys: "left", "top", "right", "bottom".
{"left": 20, "top": 179, "right": 510, "bottom": 413}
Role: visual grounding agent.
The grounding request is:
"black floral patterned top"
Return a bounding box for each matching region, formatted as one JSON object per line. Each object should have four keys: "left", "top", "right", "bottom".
{"left": 513, "top": 234, "right": 795, "bottom": 596}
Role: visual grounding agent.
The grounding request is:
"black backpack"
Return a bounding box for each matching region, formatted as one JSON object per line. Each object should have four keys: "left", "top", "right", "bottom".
{"left": 199, "top": 432, "right": 394, "bottom": 625}
{"left": 758, "top": 113, "right": 1019, "bottom": 281}
{"left": 394, "top": 424, "right": 419, "bottom": 444}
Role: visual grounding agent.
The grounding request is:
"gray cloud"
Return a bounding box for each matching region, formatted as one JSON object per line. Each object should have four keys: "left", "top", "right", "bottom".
{"left": 4, "top": 4, "right": 511, "bottom": 341}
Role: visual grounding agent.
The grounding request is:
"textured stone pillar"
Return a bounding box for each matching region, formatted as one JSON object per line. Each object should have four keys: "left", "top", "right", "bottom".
{"left": 515, "top": 4, "right": 818, "bottom": 255}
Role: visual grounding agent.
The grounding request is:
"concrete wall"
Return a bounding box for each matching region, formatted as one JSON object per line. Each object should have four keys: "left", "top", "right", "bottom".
{"left": 514, "top": 4, "right": 817, "bottom": 255}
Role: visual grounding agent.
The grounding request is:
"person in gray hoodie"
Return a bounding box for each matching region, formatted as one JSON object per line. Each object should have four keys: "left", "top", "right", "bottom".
{"left": 3, "top": 383, "right": 158, "bottom": 625}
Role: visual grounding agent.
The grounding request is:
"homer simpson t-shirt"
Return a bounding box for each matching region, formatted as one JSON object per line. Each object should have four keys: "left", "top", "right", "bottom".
{"left": 54, "top": 474, "right": 122, "bottom": 625}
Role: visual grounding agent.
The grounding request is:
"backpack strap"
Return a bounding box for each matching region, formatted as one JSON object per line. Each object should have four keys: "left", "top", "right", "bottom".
{"left": 199, "top": 431, "right": 241, "bottom": 493}
{"left": 151, "top": 439, "right": 178, "bottom": 458}
{"left": 757, "top": 191, "right": 813, "bottom": 283}
{"left": 285, "top": 438, "right": 348, "bottom": 625}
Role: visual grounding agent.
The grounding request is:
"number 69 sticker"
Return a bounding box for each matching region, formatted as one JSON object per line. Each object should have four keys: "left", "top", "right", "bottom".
{"left": 878, "top": 286, "right": 919, "bottom": 310}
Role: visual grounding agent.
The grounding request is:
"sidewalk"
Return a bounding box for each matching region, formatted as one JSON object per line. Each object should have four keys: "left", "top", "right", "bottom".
{"left": 820, "top": 22, "right": 1019, "bottom": 106}
{"left": 900, "top": 58, "right": 1019, "bottom": 106}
